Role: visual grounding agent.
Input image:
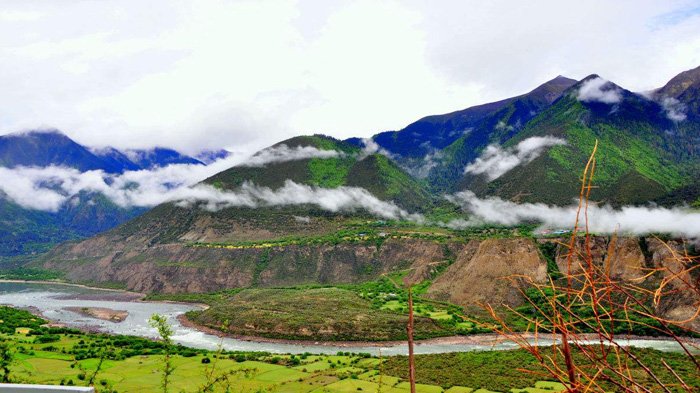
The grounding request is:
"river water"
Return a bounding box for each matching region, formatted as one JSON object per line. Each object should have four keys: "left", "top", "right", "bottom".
{"left": 0, "top": 282, "right": 695, "bottom": 356}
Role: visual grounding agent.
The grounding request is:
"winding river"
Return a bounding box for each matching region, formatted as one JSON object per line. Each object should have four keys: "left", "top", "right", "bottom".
{"left": 0, "top": 281, "right": 696, "bottom": 356}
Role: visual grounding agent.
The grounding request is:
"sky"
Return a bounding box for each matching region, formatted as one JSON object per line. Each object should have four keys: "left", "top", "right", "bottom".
{"left": 1, "top": 0, "right": 700, "bottom": 156}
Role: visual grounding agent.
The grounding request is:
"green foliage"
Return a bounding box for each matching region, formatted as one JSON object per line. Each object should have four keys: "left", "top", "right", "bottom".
{"left": 308, "top": 157, "right": 352, "bottom": 188}
{"left": 0, "top": 306, "right": 46, "bottom": 333}
{"left": 34, "top": 334, "right": 60, "bottom": 344}
{"left": 185, "top": 287, "right": 451, "bottom": 341}
{"left": 252, "top": 250, "right": 270, "bottom": 286}
{"left": 0, "top": 268, "right": 62, "bottom": 281}
{"left": 0, "top": 305, "right": 697, "bottom": 393}
{"left": 537, "top": 242, "right": 561, "bottom": 279}
{"left": 0, "top": 341, "right": 13, "bottom": 382}
{"left": 383, "top": 347, "right": 700, "bottom": 391}
{"left": 149, "top": 314, "right": 176, "bottom": 393}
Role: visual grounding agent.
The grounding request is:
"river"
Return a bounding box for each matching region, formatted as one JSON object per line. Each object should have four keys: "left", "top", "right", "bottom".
{"left": 0, "top": 281, "right": 695, "bottom": 356}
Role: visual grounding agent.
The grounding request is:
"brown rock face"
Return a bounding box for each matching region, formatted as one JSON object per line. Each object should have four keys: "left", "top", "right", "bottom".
{"left": 555, "top": 236, "right": 647, "bottom": 281}
{"left": 645, "top": 238, "right": 700, "bottom": 331}
{"left": 427, "top": 238, "right": 547, "bottom": 307}
{"left": 40, "top": 235, "right": 455, "bottom": 294}
{"left": 551, "top": 236, "right": 699, "bottom": 331}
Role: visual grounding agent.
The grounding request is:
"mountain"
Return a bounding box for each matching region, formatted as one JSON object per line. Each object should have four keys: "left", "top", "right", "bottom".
{"left": 0, "top": 129, "right": 205, "bottom": 173}
{"left": 354, "top": 76, "right": 577, "bottom": 184}
{"left": 0, "top": 129, "right": 219, "bottom": 261}
{"left": 81, "top": 134, "right": 433, "bottom": 247}
{"left": 457, "top": 74, "right": 699, "bottom": 205}
{"left": 122, "top": 147, "right": 203, "bottom": 169}
{"left": 349, "top": 68, "right": 700, "bottom": 206}
{"left": 89, "top": 147, "right": 142, "bottom": 172}
{"left": 26, "top": 67, "right": 700, "bottom": 322}
{"left": 195, "top": 149, "right": 232, "bottom": 164}
{"left": 656, "top": 64, "right": 700, "bottom": 121}
{"left": 34, "top": 135, "right": 440, "bottom": 290}
{"left": 0, "top": 194, "right": 143, "bottom": 260}
{"left": 368, "top": 76, "right": 576, "bottom": 158}
{"left": 205, "top": 135, "right": 431, "bottom": 212}
{"left": 0, "top": 129, "right": 127, "bottom": 173}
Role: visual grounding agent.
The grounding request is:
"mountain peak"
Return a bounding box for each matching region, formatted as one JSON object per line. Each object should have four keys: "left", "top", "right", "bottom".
{"left": 527, "top": 75, "right": 577, "bottom": 104}
{"left": 580, "top": 74, "right": 603, "bottom": 83}
{"left": 657, "top": 64, "right": 700, "bottom": 99}
{"left": 547, "top": 75, "right": 577, "bottom": 85}
{"left": 9, "top": 128, "right": 69, "bottom": 138}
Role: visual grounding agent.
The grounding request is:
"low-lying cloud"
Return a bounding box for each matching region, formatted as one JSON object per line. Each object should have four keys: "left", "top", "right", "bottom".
{"left": 241, "top": 144, "right": 344, "bottom": 167}
{"left": 0, "top": 158, "right": 423, "bottom": 222}
{"left": 660, "top": 96, "right": 687, "bottom": 122}
{"left": 446, "top": 191, "right": 700, "bottom": 237}
{"left": 409, "top": 150, "right": 444, "bottom": 179}
{"left": 464, "top": 136, "right": 566, "bottom": 181}
{"left": 576, "top": 77, "right": 623, "bottom": 104}
{"left": 173, "top": 180, "right": 423, "bottom": 221}
{"left": 360, "top": 138, "right": 394, "bottom": 160}
{"left": 0, "top": 156, "right": 240, "bottom": 212}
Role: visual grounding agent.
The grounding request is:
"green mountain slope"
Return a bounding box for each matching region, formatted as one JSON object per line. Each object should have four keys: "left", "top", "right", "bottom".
{"left": 56, "top": 135, "right": 432, "bottom": 249}
{"left": 0, "top": 193, "right": 143, "bottom": 259}
{"left": 452, "top": 75, "right": 698, "bottom": 205}
{"left": 206, "top": 135, "right": 432, "bottom": 212}
{"left": 356, "top": 76, "right": 577, "bottom": 189}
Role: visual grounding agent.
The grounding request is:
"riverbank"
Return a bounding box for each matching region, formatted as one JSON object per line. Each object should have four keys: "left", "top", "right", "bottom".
{"left": 177, "top": 313, "right": 698, "bottom": 350}
{"left": 0, "top": 279, "right": 142, "bottom": 295}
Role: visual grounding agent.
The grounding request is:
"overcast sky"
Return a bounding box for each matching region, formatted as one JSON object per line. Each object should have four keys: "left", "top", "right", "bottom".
{"left": 1, "top": 0, "right": 700, "bottom": 155}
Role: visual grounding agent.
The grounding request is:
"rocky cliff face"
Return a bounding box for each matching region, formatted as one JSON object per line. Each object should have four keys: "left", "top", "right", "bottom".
{"left": 555, "top": 236, "right": 648, "bottom": 281}
{"left": 427, "top": 238, "right": 547, "bottom": 307}
{"left": 41, "top": 237, "right": 460, "bottom": 293}
{"left": 553, "top": 236, "right": 699, "bottom": 331}
{"left": 645, "top": 238, "right": 700, "bottom": 331}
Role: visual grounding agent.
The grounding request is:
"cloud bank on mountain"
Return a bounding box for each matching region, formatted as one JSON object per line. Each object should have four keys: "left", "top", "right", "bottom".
{"left": 173, "top": 180, "right": 422, "bottom": 222}
{"left": 464, "top": 136, "right": 567, "bottom": 180}
{"left": 241, "top": 144, "right": 344, "bottom": 167}
{"left": 0, "top": 156, "right": 422, "bottom": 222}
{"left": 0, "top": 156, "right": 238, "bottom": 211}
{"left": 576, "top": 77, "right": 623, "bottom": 104}
{"left": 446, "top": 190, "right": 700, "bottom": 237}
{"left": 660, "top": 96, "right": 687, "bottom": 121}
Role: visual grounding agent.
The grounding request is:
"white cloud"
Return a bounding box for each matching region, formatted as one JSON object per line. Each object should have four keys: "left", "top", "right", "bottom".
{"left": 0, "top": 159, "right": 424, "bottom": 222}
{"left": 359, "top": 138, "right": 394, "bottom": 160}
{"left": 660, "top": 96, "right": 687, "bottom": 121}
{"left": 464, "top": 136, "right": 567, "bottom": 181}
{"left": 576, "top": 77, "right": 623, "bottom": 104}
{"left": 241, "top": 144, "right": 343, "bottom": 167}
{"left": 446, "top": 191, "right": 700, "bottom": 237}
{"left": 494, "top": 121, "right": 514, "bottom": 132}
{"left": 173, "top": 180, "right": 424, "bottom": 222}
{"left": 0, "top": 156, "right": 240, "bottom": 211}
{"left": 1, "top": 1, "right": 699, "bottom": 155}
{"left": 409, "top": 150, "right": 443, "bottom": 179}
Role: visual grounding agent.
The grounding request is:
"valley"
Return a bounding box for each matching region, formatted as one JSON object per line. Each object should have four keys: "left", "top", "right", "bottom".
{"left": 1, "top": 64, "right": 700, "bottom": 392}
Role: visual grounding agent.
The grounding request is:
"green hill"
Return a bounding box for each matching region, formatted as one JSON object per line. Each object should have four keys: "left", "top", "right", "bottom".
{"left": 206, "top": 135, "right": 432, "bottom": 212}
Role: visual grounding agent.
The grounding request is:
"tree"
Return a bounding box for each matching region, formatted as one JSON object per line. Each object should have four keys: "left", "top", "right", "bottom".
{"left": 0, "top": 341, "right": 14, "bottom": 382}
{"left": 149, "top": 314, "right": 175, "bottom": 393}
